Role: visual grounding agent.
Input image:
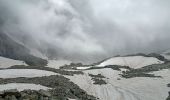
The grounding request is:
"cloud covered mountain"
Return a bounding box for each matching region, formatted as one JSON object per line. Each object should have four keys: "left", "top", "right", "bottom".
{"left": 0, "top": 0, "right": 170, "bottom": 63}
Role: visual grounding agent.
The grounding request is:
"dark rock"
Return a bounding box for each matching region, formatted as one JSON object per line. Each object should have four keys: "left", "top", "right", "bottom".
{"left": 167, "top": 92, "right": 170, "bottom": 100}
{"left": 92, "top": 78, "right": 107, "bottom": 85}
{"left": 89, "top": 74, "right": 105, "bottom": 78}
{"left": 0, "top": 91, "right": 4, "bottom": 96}
{"left": 4, "top": 89, "right": 21, "bottom": 98}
{"left": 167, "top": 83, "right": 170, "bottom": 87}
{"left": 0, "top": 75, "right": 97, "bottom": 100}
{"left": 89, "top": 74, "right": 107, "bottom": 85}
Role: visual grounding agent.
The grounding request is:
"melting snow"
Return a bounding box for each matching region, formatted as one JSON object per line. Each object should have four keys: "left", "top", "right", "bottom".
{"left": 0, "top": 83, "right": 50, "bottom": 91}
{"left": 0, "top": 56, "right": 27, "bottom": 68}
{"left": 97, "top": 56, "right": 164, "bottom": 68}
{"left": 66, "top": 68, "right": 170, "bottom": 100}
{"left": 0, "top": 69, "right": 57, "bottom": 78}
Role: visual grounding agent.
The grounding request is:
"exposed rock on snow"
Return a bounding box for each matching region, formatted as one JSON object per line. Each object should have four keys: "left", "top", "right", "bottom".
{"left": 89, "top": 74, "right": 107, "bottom": 85}
{"left": 0, "top": 56, "right": 27, "bottom": 68}
{"left": 0, "top": 75, "right": 97, "bottom": 100}
{"left": 0, "top": 69, "right": 57, "bottom": 78}
{"left": 66, "top": 68, "right": 170, "bottom": 100}
{"left": 0, "top": 83, "right": 50, "bottom": 91}
{"left": 98, "top": 56, "right": 164, "bottom": 68}
{"left": 0, "top": 89, "right": 53, "bottom": 100}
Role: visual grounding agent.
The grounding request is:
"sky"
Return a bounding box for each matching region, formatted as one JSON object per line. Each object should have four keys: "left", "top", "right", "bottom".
{"left": 0, "top": 0, "right": 170, "bottom": 63}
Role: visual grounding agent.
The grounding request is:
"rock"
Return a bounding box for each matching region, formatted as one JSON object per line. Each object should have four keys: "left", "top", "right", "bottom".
{"left": 4, "top": 89, "right": 21, "bottom": 98}
{"left": 11, "top": 95, "right": 17, "bottom": 100}
{"left": 44, "top": 97, "right": 49, "bottom": 100}
{"left": 0, "top": 96, "right": 4, "bottom": 100}
{"left": 0, "top": 91, "right": 4, "bottom": 96}
{"left": 4, "top": 95, "right": 11, "bottom": 100}
{"left": 166, "top": 92, "right": 170, "bottom": 100}
{"left": 38, "top": 89, "right": 51, "bottom": 97}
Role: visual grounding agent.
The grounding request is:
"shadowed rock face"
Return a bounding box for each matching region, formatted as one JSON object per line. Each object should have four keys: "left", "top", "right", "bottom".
{"left": 0, "top": 32, "right": 47, "bottom": 66}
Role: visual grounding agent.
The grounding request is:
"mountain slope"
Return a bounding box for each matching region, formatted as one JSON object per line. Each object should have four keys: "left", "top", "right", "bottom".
{"left": 0, "top": 32, "right": 47, "bottom": 66}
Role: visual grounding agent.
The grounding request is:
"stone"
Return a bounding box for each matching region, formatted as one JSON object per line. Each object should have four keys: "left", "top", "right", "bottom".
{"left": 11, "top": 95, "right": 17, "bottom": 100}
{"left": 4, "top": 89, "right": 21, "bottom": 98}
{"left": 38, "top": 89, "right": 51, "bottom": 97}
{"left": 0, "top": 91, "right": 4, "bottom": 96}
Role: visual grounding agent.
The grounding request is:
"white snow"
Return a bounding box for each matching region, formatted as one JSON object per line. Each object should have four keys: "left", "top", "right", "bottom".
{"left": 97, "top": 56, "right": 164, "bottom": 68}
{"left": 0, "top": 56, "right": 27, "bottom": 68}
{"left": 0, "top": 83, "right": 50, "bottom": 91}
{"left": 66, "top": 68, "right": 170, "bottom": 100}
{"left": 0, "top": 69, "right": 57, "bottom": 78}
{"left": 68, "top": 99, "right": 76, "bottom": 100}
{"left": 76, "top": 67, "right": 91, "bottom": 70}
{"left": 47, "top": 59, "right": 72, "bottom": 69}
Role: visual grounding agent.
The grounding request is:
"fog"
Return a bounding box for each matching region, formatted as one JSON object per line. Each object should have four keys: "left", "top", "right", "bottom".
{"left": 0, "top": 0, "right": 170, "bottom": 63}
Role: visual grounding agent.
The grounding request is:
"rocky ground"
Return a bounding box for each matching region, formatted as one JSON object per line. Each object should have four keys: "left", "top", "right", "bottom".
{"left": 0, "top": 89, "right": 52, "bottom": 100}
{"left": 0, "top": 75, "right": 96, "bottom": 100}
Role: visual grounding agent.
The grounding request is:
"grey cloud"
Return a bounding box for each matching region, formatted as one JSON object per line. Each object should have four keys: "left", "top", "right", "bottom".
{"left": 0, "top": 0, "right": 170, "bottom": 63}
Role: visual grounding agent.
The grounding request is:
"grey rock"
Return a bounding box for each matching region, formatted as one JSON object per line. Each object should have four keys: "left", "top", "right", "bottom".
{"left": 38, "top": 89, "right": 51, "bottom": 97}
{"left": 4, "top": 89, "right": 20, "bottom": 98}
{"left": 11, "top": 95, "right": 17, "bottom": 100}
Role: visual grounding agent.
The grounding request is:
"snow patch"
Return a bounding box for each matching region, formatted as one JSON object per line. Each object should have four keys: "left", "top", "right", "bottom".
{"left": 98, "top": 56, "right": 164, "bottom": 68}
{"left": 0, "top": 83, "right": 50, "bottom": 91}
{"left": 76, "top": 67, "right": 91, "bottom": 70}
{"left": 0, "top": 69, "right": 57, "bottom": 78}
{"left": 0, "top": 56, "right": 27, "bottom": 68}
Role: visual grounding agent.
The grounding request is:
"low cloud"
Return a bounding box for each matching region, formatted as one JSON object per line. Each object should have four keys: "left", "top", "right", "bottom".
{"left": 0, "top": 0, "right": 170, "bottom": 63}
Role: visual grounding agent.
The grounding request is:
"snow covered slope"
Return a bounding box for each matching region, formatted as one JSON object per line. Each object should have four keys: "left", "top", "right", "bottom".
{"left": 0, "top": 56, "right": 27, "bottom": 68}
{"left": 97, "top": 56, "right": 164, "bottom": 68}
{"left": 47, "top": 59, "right": 72, "bottom": 69}
{"left": 66, "top": 68, "right": 170, "bottom": 100}
{"left": 0, "top": 83, "right": 50, "bottom": 91}
{"left": 0, "top": 69, "right": 57, "bottom": 78}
